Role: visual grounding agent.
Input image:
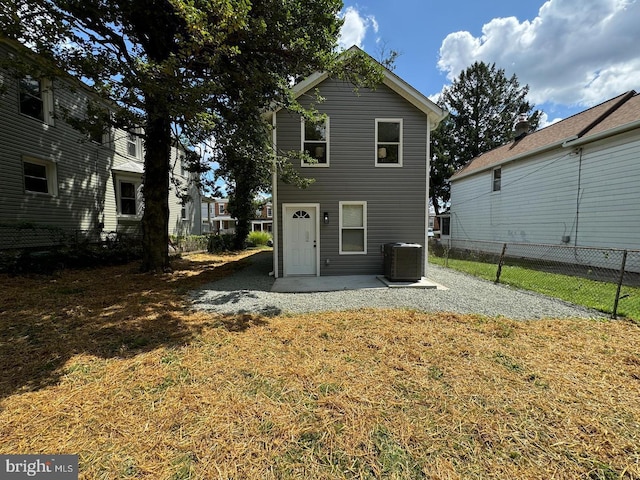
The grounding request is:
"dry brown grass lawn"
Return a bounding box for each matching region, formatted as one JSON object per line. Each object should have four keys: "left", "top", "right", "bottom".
{"left": 1, "top": 250, "right": 639, "bottom": 479}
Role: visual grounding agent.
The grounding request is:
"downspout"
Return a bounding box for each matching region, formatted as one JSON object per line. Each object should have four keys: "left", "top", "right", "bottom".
{"left": 271, "top": 112, "right": 279, "bottom": 278}
{"left": 424, "top": 120, "right": 431, "bottom": 278}
{"left": 574, "top": 147, "right": 583, "bottom": 247}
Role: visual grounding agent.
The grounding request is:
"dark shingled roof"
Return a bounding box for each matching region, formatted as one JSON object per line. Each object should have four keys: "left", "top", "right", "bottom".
{"left": 450, "top": 90, "right": 640, "bottom": 181}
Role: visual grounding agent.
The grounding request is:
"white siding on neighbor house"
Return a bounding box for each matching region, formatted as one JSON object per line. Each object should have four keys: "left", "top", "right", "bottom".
{"left": 450, "top": 129, "right": 640, "bottom": 251}
{"left": 1, "top": 49, "right": 201, "bottom": 247}
{"left": 275, "top": 79, "right": 431, "bottom": 276}
{"left": 0, "top": 70, "right": 115, "bottom": 247}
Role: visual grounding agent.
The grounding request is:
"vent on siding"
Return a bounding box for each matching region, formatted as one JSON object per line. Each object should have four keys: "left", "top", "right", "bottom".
{"left": 383, "top": 243, "right": 422, "bottom": 281}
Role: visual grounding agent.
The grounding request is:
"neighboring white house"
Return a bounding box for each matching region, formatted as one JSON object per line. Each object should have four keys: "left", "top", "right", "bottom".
{"left": 0, "top": 38, "right": 201, "bottom": 249}
{"left": 448, "top": 90, "right": 640, "bottom": 251}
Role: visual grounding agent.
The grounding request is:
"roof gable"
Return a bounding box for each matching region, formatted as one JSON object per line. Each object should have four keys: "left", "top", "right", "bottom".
{"left": 279, "top": 46, "right": 447, "bottom": 127}
{"left": 450, "top": 90, "right": 640, "bottom": 181}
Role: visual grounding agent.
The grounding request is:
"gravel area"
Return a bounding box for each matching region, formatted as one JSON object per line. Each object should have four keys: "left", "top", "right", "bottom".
{"left": 190, "top": 251, "right": 605, "bottom": 319}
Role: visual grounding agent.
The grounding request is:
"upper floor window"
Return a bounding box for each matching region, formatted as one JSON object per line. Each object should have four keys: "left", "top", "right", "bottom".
{"left": 376, "top": 119, "right": 403, "bottom": 167}
{"left": 127, "top": 132, "right": 140, "bottom": 158}
{"left": 218, "top": 203, "right": 226, "bottom": 215}
{"left": 23, "top": 156, "right": 57, "bottom": 196}
{"left": 301, "top": 117, "right": 329, "bottom": 166}
{"left": 492, "top": 167, "right": 502, "bottom": 192}
{"left": 19, "top": 76, "right": 54, "bottom": 125}
{"left": 267, "top": 206, "right": 272, "bottom": 218}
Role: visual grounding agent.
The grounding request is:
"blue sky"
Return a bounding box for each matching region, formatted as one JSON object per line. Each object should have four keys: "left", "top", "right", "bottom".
{"left": 338, "top": 0, "right": 640, "bottom": 127}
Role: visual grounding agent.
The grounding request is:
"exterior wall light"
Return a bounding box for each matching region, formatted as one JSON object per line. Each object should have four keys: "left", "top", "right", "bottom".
{"left": 323, "top": 212, "right": 329, "bottom": 224}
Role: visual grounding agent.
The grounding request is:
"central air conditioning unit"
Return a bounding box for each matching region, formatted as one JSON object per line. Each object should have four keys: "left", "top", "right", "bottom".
{"left": 383, "top": 242, "right": 422, "bottom": 282}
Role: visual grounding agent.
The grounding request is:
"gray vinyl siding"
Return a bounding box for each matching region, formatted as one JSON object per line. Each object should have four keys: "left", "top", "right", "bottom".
{"left": 276, "top": 79, "right": 430, "bottom": 276}
{"left": 450, "top": 129, "right": 640, "bottom": 251}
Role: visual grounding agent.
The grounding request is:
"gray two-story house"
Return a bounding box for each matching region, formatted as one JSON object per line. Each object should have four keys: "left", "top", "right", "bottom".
{"left": 270, "top": 48, "right": 447, "bottom": 278}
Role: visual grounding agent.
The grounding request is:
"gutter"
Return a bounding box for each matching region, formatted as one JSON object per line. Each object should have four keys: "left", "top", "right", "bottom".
{"left": 562, "top": 119, "right": 640, "bottom": 148}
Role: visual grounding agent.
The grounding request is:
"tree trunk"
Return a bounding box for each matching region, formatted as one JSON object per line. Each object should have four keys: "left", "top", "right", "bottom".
{"left": 140, "top": 94, "right": 172, "bottom": 273}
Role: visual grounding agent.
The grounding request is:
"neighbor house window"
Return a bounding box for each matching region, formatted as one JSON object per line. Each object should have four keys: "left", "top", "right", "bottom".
{"left": 376, "top": 119, "right": 402, "bottom": 166}
{"left": 492, "top": 167, "right": 502, "bottom": 192}
{"left": 127, "top": 132, "right": 139, "bottom": 158}
{"left": 218, "top": 203, "right": 226, "bottom": 215}
{"left": 440, "top": 216, "right": 450, "bottom": 236}
{"left": 19, "top": 76, "right": 54, "bottom": 125}
{"left": 301, "top": 117, "right": 329, "bottom": 166}
{"left": 339, "top": 201, "right": 367, "bottom": 254}
{"left": 267, "top": 206, "right": 272, "bottom": 218}
{"left": 118, "top": 179, "right": 141, "bottom": 216}
{"left": 181, "top": 205, "right": 187, "bottom": 220}
{"left": 23, "top": 157, "right": 57, "bottom": 195}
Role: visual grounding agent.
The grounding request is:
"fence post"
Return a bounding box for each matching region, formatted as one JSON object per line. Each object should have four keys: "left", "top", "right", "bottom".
{"left": 612, "top": 250, "right": 628, "bottom": 319}
{"left": 495, "top": 243, "right": 507, "bottom": 284}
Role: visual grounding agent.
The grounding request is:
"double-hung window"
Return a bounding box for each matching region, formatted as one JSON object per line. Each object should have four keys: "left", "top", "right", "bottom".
{"left": 492, "top": 167, "right": 502, "bottom": 192}
{"left": 23, "top": 157, "right": 57, "bottom": 195}
{"left": 117, "top": 178, "right": 143, "bottom": 216}
{"left": 339, "top": 201, "right": 367, "bottom": 254}
{"left": 19, "top": 76, "right": 54, "bottom": 125}
{"left": 375, "top": 119, "right": 403, "bottom": 166}
{"left": 301, "top": 117, "right": 329, "bottom": 166}
{"left": 127, "top": 132, "right": 139, "bottom": 158}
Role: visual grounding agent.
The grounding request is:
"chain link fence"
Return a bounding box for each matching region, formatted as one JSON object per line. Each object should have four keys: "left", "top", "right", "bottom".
{"left": 431, "top": 239, "right": 640, "bottom": 321}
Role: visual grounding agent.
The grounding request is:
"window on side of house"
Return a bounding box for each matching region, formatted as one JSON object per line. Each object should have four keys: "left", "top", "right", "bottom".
{"left": 19, "top": 76, "right": 54, "bottom": 125}
{"left": 181, "top": 205, "right": 187, "bottom": 221}
{"left": 376, "top": 119, "right": 402, "bottom": 166}
{"left": 23, "top": 157, "right": 57, "bottom": 195}
{"left": 339, "top": 201, "right": 367, "bottom": 254}
{"left": 440, "top": 216, "right": 450, "bottom": 236}
{"left": 127, "top": 132, "right": 139, "bottom": 158}
{"left": 218, "top": 203, "right": 226, "bottom": 215}
{"left": 492, "top": 167, "right": 502, "bottom": 192}
{"left": 118, "top": 179, "right": 142, "bottom": 216}
{"left": 267, "top": 206, "right": 272, "bottom": 218}
{"left": 301, "top": 117, "right": 329, "bottom": 166}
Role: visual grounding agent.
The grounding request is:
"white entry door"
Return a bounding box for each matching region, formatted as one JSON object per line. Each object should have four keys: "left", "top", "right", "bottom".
{"left": 283, "top": 204, "right": 318, "bottom": 276}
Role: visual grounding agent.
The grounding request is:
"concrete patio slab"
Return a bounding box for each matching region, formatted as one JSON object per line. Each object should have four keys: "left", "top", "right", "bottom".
{"left": 271, "top": 275, "right": 445, "bottom": 293}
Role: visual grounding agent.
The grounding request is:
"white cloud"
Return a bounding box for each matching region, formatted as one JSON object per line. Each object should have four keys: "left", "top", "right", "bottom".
{"left": 338, "top": 6, "right": 378, "bottom": 49}
{"left": 538, "top": 111, "right": 563, "bottom": 129}
{"left": 437, "top": 0, "right": 640, "bottom": 109}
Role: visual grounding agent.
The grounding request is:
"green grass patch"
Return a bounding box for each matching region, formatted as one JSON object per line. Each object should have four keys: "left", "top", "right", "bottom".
{"left": 430, "top": 255, "right": 640, "bottom": 321}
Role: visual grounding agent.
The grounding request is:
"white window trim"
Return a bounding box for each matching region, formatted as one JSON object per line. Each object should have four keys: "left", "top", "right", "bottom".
{"left": 301, "top": 116, "right": 330, "bottom": 167}
{"left": 19, "top": 76, "right": 55, "bottom": 126}
{"left": 492, "top": 167, "right": 502, "bottom": 192}
{"left": 22, "top": 156, "right": 58, "bottom": 196}
{"left": 375, "top": 118, "right": 403, "bottom": 167}
{"left": 127, "top": 131, "right": 141, "bottom": 159}
{"left": 339, "top": 201, "right": 367, "bottom": 255}
{"left": 218, "top": 203, "right": 226, "bottom": 215}
{"left": 267, "top": 206, "right": 272, "bottom": 218}
{"left": 116, "top": 176, "right": 143, "bottom": 219}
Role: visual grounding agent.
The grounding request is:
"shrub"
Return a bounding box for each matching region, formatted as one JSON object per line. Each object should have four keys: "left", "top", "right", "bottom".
{"left": 247, "top": 231, "right": 272, "bottom": 247}
{"left": 207, "top": 234, "right": 237, "bottom": 253}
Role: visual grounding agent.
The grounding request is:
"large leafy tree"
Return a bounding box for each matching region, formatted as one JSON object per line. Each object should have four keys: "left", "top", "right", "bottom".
{"left": 2, "top": 0, "right": 377, "bottom": 271}
{"left": 430, "top": 61, "right": 541, "bottom": 214}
